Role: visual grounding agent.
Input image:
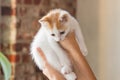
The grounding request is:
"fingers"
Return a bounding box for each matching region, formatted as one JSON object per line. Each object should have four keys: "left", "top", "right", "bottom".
{"left": 36, "top": 47, "right": 66, "bottom": 80}
{"left": 64, "top": 31, "right": 75, "bottom": 40}
{"left": 59, "top": 32, "right": 79, "bottom": 52}
{"left": 60, "top": 32, "right": 76, "bottom": 45}
{"left": 36, "top": 48, "right": 47, "bottom": 66}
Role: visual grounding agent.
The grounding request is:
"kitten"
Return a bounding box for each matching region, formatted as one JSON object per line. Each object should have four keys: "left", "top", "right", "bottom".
{"left": 30, "top": 9, "right": 88, "bottom": 80}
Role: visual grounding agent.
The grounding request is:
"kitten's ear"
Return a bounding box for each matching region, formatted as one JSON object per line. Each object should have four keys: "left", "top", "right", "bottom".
{"left": 38, "top": 18, "right": 45, "bottom": 24}
{"left": 38, "top": 17, "right": 48, "bottom": 24}
{"left": 38, "top": 17, "right": 49, "bottom": 28}
{"left": 60, "top": 14, "right": 68, "bottom": 23}
{"left": 38, "top": 19, "right": 42, "bottom": 24}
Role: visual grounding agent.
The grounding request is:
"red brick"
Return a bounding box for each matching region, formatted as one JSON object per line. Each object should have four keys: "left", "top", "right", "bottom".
{"left": 0, "top": 43, "right": 3, "bottom": 51}
{"left": 5, "top": 54, "right": 21, "bottom": 63}
{"left": 39, "top": 9, "right": 46, "bottom": 17}
{"left": 36, "top": 74, "right": 43, "bottom": 80}
{"left": 35, "top": 66, "right": 42, "bottom": 72}
{"left": 24, "top": 64, "right": 35, "bottom": 74}
{"left": 15, "top": 64, "right": 25, "bottom": 76}
{"left": 14, "top": 77, "right": 25, "bottom": 80}
{"left": 19, "top": 7, "right": 27, "bottom": 16}
{"left": 16, "top": 34, "right": 22, "bottom": 40}
{"left": 33, "top": 0, "right": 41, "bottom": 5}
{"left": 16, "top": 0, "right": 21, "bottom": 4}
{"left": 25, "top": 75, "right": 36, "bottom": 80}
{"left": 0, "top": 75, "right": 4, "bottom": 80}
{"left": 24, "top": 0, "right": 32, "bottom": 4}
{"left": 42, "top": 0, "right": 50, "bottom": 6}
{"left": 11, "top": 8, "right": 16, "bottom": 15}
{"left": 16, "top": 32, "right": 33, "bottom": 40}
{"left": 67, "top": 2, "right": 73, "bottom": 7}
{"left": 36, "top": 73, "right": 48, "bottom": 80}
{"left": 14, "top": 43, "right": 29, "bottom": 52}
{"left": 0, "top": 23, "right": 7, "bottom": 30}
{"left": 22, "top": 54, "right": 32, "bottom": 63}
{"left": 1, "top": 6, "right": 11, "bottom": 15}
{"left": 32, "top": 19, "right": 41, "bottom": 28}
{"left": 16, "top": 19, "right": 21, "bottom": 28}
{"left": 14, "top": 43, "right": 22, "bottom": 51}
{"left": 1, "top": 6, "right": 16, "bottom": 16}
{"left": 0, "top": 43, "right": 10, "bottom": 53}
{"left": 22, "top": 33, "right": 32, "bottom": 40}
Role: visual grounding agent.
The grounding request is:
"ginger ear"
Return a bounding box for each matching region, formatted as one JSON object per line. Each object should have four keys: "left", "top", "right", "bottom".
{"left": 38, "top": 19, "right": 43, "bottom": 27}
{"left": 38, "top": 18, "right": 45, "bottom": 23}
{"left": 38, "top": 16, "right": 49, "bottom": 24}
{"left": 60, "top": 14, "right": 68, "bottom": 23}
{"left": 38, "top": 17, "right": 49, "bottom": 27}
{"left": 38, "top": 19, "right": 42, "bottom": 24}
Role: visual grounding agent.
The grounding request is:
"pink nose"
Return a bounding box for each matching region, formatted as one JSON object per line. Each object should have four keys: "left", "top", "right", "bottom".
{"left": 56, "top": 38, "right": 61, "bottom": 41}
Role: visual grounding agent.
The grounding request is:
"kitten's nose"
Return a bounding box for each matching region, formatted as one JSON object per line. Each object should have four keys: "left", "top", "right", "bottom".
{"left": 56, "top": 37, "right": 60, "bottom": 41}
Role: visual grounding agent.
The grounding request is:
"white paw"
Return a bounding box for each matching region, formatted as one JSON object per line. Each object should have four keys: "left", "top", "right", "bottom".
{"left": 61, "top": 66, "right": 72, "bottom": 74}
{"left": 81, "top": 49, "right": 88, "bottom": 56}
{"left": 65, "top": 72, "right": 77, "bottom": 80}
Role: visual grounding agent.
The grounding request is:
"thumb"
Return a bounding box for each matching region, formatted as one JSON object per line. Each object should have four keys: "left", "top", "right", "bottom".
{"left": 36, "top": 47, "right": 47, "bottom": 66}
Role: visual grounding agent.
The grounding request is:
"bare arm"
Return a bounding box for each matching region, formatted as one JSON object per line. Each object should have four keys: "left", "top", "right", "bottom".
{"left": 59, "top": 32, "right": 96, "bottom": 80}
{"left": 37, "top": 32, "right": 96, "bottom": 80}
{"left": 37, "top": 48, "right": 65, "bottom": 80}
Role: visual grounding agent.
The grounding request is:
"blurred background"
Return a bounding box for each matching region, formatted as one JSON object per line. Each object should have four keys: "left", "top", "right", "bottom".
{"left": 0, "top": 0, "right": 120, "bottom": 80}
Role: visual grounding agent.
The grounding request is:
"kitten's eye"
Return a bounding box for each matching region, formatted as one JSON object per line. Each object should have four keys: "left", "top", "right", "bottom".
{"left": 51, "top": 34, "right": 55, "bottom": 36}
{"left": 60, "top": 31, "right": 65, "bottom": 35}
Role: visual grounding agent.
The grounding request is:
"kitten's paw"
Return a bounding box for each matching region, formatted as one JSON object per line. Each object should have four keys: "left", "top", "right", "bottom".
{"left": 61, "top": 65, "right": 72, "bottom": 74}
{"left": 65, "top": 72, "right": 77, "bottom": 80}
{"left": 81, "top": 49, "right": 88, "bottom": 56}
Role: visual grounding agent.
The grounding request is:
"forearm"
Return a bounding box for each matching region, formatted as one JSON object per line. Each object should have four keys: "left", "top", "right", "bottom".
{"left": 60, "top": 32, "right": 96, "bottom": 80}
{"left": 70, "top": 48, "right": 96, "bottom": 80}
{"left": 69, "top": 39, "right": 96, "bottom": 80}
{"left": 37, "top": 48, "right": 65, "bottom": 80}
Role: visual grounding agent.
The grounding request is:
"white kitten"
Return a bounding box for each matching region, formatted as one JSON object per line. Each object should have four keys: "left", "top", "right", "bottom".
{"left": 30, "top": 9, "right": 88, "bottom": 80}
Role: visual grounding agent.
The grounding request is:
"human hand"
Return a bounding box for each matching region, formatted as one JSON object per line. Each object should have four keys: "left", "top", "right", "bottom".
{"left": 59, "top": 32, "right": 96, "bottom": 80}
{"left": 36, "top": 31, "right": 96, "bottom": 80}
{"left": 36, "top": 48, "right": 65, "bottom": 80}
{"left": 59, "top": 31, "right": 81, "bottom": 54}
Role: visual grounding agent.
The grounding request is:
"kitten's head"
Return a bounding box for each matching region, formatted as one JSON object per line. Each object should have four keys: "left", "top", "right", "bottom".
{"left": 39, "top": 9, "right": 71, "bottom": 41}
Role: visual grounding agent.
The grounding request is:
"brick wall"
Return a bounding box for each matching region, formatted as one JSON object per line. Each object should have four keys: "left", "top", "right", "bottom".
{"left": 0, "top": 0, "right": 76, "bottom": 80}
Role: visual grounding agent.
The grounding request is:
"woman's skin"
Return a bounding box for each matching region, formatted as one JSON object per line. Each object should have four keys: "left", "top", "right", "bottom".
{"left": 37, "top": 48, "right": 65, "bottom": 80}
{"left": 37, "top": 32, "right": 96, "bottom": 80}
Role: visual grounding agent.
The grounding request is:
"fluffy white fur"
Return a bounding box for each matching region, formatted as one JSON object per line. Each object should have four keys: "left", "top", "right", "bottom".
{"left": 30, "top": 9, "right": 88, "bottom": 80}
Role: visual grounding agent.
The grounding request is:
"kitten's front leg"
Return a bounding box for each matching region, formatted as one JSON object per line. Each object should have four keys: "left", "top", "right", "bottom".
{"left": 61, "top": 65, "right": 72, "bottom": 74}
{"left": 61, "top": 65, "right": 77, "bottom": 80}
{"left": 48, "top": 37, "right": 71, "bottom": 66}
{"left": 48, "top": 37, "right": 77, "bottom": 80}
